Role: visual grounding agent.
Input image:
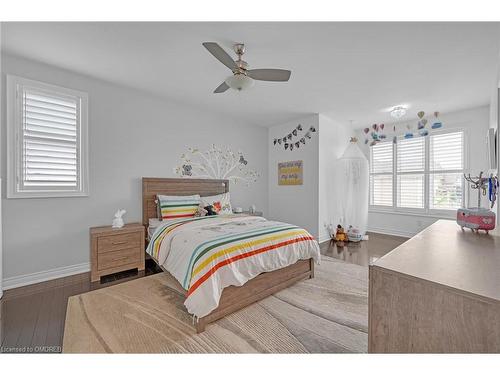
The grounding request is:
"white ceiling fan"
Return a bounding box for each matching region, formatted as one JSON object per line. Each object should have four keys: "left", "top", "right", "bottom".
{"left": 202, "top": 42, "right": 292, "bottom": 93}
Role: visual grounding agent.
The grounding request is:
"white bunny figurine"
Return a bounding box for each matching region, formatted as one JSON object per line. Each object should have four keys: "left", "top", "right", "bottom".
{"left": 112, "top": 209, "right": 126, "bottom": 228}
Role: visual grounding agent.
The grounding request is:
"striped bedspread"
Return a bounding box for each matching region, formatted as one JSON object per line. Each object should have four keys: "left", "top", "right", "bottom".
{"left": 146, "top": 215, "right": 320, "bottom": 318}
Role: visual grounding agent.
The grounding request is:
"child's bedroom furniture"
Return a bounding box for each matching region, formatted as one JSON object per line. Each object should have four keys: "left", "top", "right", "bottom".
{"left": 369, "top": 220, "right": 500, "bottom": 353}
{"left": 90, "top": 223, "right": 145, "bottom": 283}
{"left": 142, "top": 177, "right": 317, "bottom": 333}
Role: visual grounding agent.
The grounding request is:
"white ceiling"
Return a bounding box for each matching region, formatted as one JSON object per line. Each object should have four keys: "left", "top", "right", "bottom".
{"left": 2, "top": 22, "right": 500, "bottom": 128}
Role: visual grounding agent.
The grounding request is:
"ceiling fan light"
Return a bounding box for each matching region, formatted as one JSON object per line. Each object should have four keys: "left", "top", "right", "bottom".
{"left": 225, "top": 74, "right": 254, "bottom": 91}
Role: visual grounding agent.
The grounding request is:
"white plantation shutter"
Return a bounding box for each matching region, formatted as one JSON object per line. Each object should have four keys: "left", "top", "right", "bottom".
{"left": 370, "top": 142, "right": 393, "bottom": 206}
{"left": 369, "top": 129, "right": 465, "bottom": 215}
{"left": 370, "top": 142, "right": 393, "bottom": 173}
{"left": 430, "top": 132, "right": 463, "bottom": 171}
{"left": 7, "top": 76, "right": 88, "bottom": 198}
{"left": 396, "top": 137, "right": 424, "bottom": 209}
{"left": 429, "top": 131, "right": 464, "bottom": 210}
{"left": 22, "top": 90, "right": 79, "bottom": 188}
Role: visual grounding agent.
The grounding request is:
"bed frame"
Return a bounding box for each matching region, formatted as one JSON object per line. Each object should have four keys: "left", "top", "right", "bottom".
{"left": 142, "top": 177, "right": 314, "bottom": 333}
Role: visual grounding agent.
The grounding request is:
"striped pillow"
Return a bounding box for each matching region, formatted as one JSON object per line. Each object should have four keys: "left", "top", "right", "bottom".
{"left": 157, "top": 194, "right": 201, "bottom": 220}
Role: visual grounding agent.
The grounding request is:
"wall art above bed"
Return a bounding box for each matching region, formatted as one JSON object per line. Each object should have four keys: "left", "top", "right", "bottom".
{"left": 174, "top": 144, "right": 259, "bottom": 186}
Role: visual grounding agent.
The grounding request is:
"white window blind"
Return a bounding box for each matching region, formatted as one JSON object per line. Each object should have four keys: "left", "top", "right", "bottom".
{"left": 7, "top": 76, "right": 88, "bottom": 198}
{"left": 397, "top": 137, "right": 424, "bottom": 209}
{"left": 22, "top": 90, "right": 79, "bottom": 189}
{"left": 369, "top": 129, "right": 465, "bottom": 215}
{"left": 429, "top": 132, "right": 464, "bottom": 210}
{"left": 370, "top": 142, "right": 393, "bottom": 207}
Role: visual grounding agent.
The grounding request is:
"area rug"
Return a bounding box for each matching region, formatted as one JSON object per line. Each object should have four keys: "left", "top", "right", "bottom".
{"left": 62, "top": 256, "right": 368, "bottom": 353}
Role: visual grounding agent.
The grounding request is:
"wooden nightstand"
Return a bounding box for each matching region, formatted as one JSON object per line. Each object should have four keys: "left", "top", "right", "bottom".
{"left": 90, "top": 223, "right": 145, "bottom": 283}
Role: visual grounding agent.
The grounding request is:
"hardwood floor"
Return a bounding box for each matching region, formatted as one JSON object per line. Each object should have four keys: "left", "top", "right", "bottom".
{"left": 0, "top": 232, "right": 406, "bottom": 353}
{"left": 0, "top": 259, "right": 162, "bottom": 353}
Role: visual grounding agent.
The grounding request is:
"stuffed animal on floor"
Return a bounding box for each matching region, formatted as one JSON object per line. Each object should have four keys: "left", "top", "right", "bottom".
{"left": 204, "top": 205, "right": 218, "bottom": 216}
{"left": 335, "top": 224, "right": 348, "bottom": 243}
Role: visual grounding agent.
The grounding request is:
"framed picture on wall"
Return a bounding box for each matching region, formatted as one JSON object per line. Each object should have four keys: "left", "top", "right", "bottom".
{"left": 278, "top": 160, "right": 303, "bottom": 185}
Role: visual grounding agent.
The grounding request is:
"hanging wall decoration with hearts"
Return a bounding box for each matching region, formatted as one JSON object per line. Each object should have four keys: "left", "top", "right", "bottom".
{"left": 272, "top": 124, "right": 317, "bottom": 151}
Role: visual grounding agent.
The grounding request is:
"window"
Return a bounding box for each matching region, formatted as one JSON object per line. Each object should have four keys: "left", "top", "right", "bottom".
{"left": 369, "top": 130, "right": 465, "bottom": 215}
{"left": 369, "top": 142, "right": 393, "bottom": 207}
{"left": 397, "top": 137, "right": 425, "bottom": 209}
{"left": 7, "top": 75, "right": 88, "bottom": 198}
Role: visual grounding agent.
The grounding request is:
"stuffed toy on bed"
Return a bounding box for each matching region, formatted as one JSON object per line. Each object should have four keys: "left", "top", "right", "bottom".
{"left": 204, "top": 205, "right": 218, "bottom": 216}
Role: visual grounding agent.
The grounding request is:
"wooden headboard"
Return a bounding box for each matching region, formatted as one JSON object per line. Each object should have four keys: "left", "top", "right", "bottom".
{"left": 142, "top": 177, "right": 229, "bottom": 226}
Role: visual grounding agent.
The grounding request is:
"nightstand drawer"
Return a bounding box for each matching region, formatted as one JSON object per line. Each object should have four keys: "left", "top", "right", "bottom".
{"left": 97, "top": 247, "right": 141, "bottom": 271}
{"left": 98, "top": 232, "right": 142, "bottom": 253}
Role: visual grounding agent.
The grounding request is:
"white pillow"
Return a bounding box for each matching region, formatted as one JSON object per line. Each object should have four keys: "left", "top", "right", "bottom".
{"left": 201, "top": 193, "right": 232, "bottom": 215}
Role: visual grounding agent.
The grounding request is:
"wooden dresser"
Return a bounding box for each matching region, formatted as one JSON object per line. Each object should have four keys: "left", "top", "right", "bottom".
{"left": 369, "top": 220, "right": 500, "bottom": 353}
{"left": 90, "top": 223, "right": 145, "bottom": 283}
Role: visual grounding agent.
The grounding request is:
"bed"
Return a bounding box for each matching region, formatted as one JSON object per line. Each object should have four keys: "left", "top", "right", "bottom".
{"left": 142, "top": 177, "right": 320, "bottom": 333}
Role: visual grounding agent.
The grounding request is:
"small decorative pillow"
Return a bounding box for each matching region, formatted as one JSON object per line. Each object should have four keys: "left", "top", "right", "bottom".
{"left": 194, "top": 204, "right": 208, "bottom": 217}
{"left": 201, "top": 193, "right": 232, "bottom": 215}
{"left": 157, "top": 194, "right": 201, "bottom": 220}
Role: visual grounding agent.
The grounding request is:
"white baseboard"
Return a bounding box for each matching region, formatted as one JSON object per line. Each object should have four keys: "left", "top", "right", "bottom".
{"left": 318, "top": 234, "right": 331, "bottom": 244}
{"left": 368, "top": 226, "right": 414, "bottom": 238}
{"left": 2, "top": 262, "right": 90, "bottom": 290}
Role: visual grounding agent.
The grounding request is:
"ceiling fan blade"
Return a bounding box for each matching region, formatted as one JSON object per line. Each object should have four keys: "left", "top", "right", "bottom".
{"left": 202, "top": 42, "right": 237, "bottom": 71}
{"left": 213, "top": 81, "right": 230, "bottom": 93}
{"left": 247, "top": 69, "right": 291, "bottom": 82}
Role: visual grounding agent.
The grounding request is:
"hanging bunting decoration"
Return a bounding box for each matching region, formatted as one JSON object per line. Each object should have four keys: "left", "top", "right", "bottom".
{"left": 270, "top": 123, "right": 318, "bottom": 151}
{"left": 273, "top": 124, "right": 307, "bottom": 151}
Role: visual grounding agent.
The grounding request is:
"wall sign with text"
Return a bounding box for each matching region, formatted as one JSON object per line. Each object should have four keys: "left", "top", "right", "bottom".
{"left": 278, "top": 160, "right": 303, "bottom": 185}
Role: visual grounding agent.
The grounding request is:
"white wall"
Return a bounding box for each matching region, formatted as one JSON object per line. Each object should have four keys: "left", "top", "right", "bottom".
{"left": 356, "top": 105, "right": 491, "bottom": 237}
{"left": 268, "top": 113, "right": 353, "bottom": 241}
{"left": 268, "top": 114, "right": 320, "bottom": 238}
{"left": 1, "top": 54, "right": 269, "bottom": 285}
{"left": 318, "top": 114, "right": 353, "bottom": 242}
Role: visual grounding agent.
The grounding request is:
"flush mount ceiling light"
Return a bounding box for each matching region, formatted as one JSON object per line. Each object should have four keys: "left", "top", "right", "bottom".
{"left": 390, "top": 106, "right": 407, "bottom": 119}
{"left": 225, "top": 73, "right": 254, "bottom": 91}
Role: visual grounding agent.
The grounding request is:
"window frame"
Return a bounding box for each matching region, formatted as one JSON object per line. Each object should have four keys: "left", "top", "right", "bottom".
{"left": 369, "top": 128, "right": 467, "bottom": 218}
{"left": 6, "top": 75, "right": 89, "bottom": 198}
{"left": 369, "top": 141, "right": 394, "bottom": 209}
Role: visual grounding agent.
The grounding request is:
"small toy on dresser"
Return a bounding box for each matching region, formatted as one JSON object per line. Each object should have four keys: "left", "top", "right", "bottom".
{"left": 457, "top": 208, "right": 495, "bottom": 234}
{"left": 112, "top": 209, "right": 126, "bottom": 228}
{"left": 459, "top": 172, "right": 497, "bottom": 234}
